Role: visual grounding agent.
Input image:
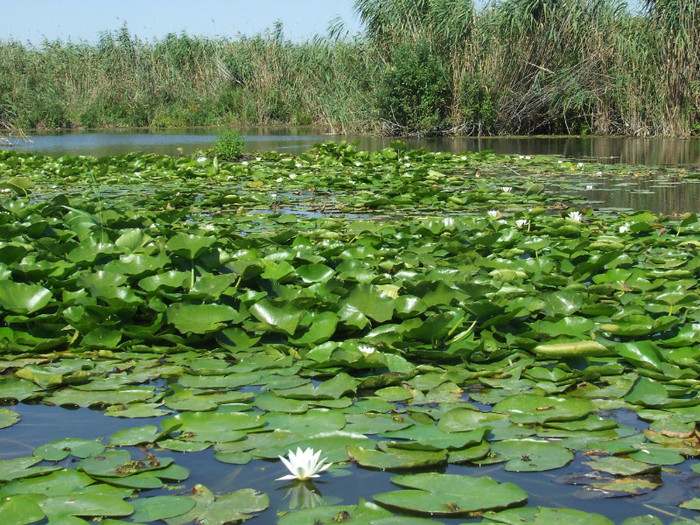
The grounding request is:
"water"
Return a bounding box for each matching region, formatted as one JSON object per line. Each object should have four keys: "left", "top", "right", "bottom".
{"left": 4, "top": 128, "right": 700, "bottom": 169}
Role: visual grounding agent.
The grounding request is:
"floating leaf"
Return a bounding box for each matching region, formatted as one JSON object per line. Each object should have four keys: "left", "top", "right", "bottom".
{"left": 374, "top": 473, "right": 527, "bottom": 515}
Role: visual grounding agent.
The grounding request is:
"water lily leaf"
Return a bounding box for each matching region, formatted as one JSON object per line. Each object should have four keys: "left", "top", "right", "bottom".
{"left": 438, "top": 407, "right": 510, "bottom": 432}
{"left": 591, "top": 477, "right": 661, "bottom": 495}
{"left": 82, "top": 327, "right": 122, "bottom": 349}
{"left": 584, "top": 456, "right": 660, "bottom": 476}
{"left": 138, "top": 270, "right": 189, "bottom": 292}
{"left": 0, "top": 457, "right": 60, "bottom": 482}
{"left": 624, "top": 377, "right": 668, "bottom": 407}
{"left": 274, "top": 372, "right": 357, "bottom": 400}
{"left": 33, "top": 438, "right": 105, "bottom": 461}
{"left": 343, "top": 283, "right": 395, "bottom": 322}
{"left": 46, "top": 387, "right": 155, "bottom": 407}
{"left": 167, "top": 303, "right": 240, "bottom": 334}
{"left": 490, "top": 439, "right": 573, "bottom": 472}
{"left": 161, "top": 411, "right": 265, "bottom": 443}
{"left": 290, "top": 311, "right": 338, "bottom": 345}
{"left": 348, "top": 445, "right": 447, "bottom": 470}
{"left": 680, "top": 498, "right": 700, "bottom": 511}
{"left": 130, "top": 495, "right": 196, "bottom": 522}
{"left": 108, "top": 425, "right": 167, "bottom": 446}
{"left": 249, "top": 298, "right": 303, "bottom": 334}
{"left": 276, "top": 500, "right": 391, "bottom": 525}
{"left": 0, "top": 470, "right": 94, "bottom": 498}
{"left": 77, "top": 449, "right": 174, "bottom": 478}
{"left": 493, "top": 394, "right": 595, "bottom": 424}
{"left": 37, "top": 493, "right": 134, "bottom": 518}
{"left": 0, "top": 407, "right": 19, "bottom": 429}
{"left": 296, "top": 263, "right": 335, "bottom": 283}
{"left": 483, "top": 506, "right": 614, "bottom": 524}
{"left": 382, "top": 425, "right": 487, "bottom": 450}
{"left": 374, "top": 473, "right": 527, "bottom": 516}
{"left": 165, "top": 233, "right": 216, "bottom": 260}
{"left": 0, "top": 495, "right": 45, "bottom": 524}
{"left": 629, "top": 448, "right": 684, "bottom": 466}
{"left": 165, "top": 485, "right": 268, "bottom": 525}
{"left": 0, "top": 281, "right": 52, "bottom": 314}
{"left": 616, "top": 341, "right": 663, "bottom": 372}
{"left": 105, "top": 403, "right": 172, "bottom": 418}
{"left": 0, "top": 377, "right": 43, "bottom": 401}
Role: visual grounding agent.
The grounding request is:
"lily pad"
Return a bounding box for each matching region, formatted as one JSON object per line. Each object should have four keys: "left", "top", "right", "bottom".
{"left": 374, "top": 473, "right": 527, "bottom": 516}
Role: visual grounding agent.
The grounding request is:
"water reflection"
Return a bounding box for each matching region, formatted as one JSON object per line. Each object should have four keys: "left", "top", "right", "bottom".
{"left": 4, "top": 128, "right": 700, "bottom": 169}
{"left": 279, "top": 480, "right": 329, "bottom": 509}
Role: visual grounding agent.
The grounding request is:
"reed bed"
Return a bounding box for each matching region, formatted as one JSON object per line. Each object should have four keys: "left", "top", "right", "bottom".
{"left": 0, "top": 0, "right": 697, "bottom": 136}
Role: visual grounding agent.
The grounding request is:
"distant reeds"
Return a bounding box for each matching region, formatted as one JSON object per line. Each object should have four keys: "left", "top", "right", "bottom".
{"left": 0, "top": 0, "right": 697, "bottom": 136}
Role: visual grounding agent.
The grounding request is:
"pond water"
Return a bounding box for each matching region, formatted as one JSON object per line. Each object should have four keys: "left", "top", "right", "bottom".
{"left": 4, "top": 128, "right": 699, "bottom": 215}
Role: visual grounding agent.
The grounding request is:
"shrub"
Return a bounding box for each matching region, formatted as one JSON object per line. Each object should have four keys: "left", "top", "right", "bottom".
{"left": 214, "top": 129, "right": 244, "bottom": 159}
{"left": 376, "top": 41, "right": 450, "bottom": 134}
{"left": 458, "top": 74, "right": 497, "bottom": 135}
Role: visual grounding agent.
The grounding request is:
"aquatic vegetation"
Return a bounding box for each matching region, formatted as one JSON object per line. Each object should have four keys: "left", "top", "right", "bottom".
{"left": 0, "top": 144, "right": 699, "bottom": 523}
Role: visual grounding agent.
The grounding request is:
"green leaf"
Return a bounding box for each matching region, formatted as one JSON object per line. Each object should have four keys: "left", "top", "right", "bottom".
{"left": 347, "top": 445, "right": 447, "bottom": 470}
{"left": 0, "top": 281, "right": 52, "bottom": 314}
{"left": 167, "top": 303, "right": 239, "bottom": 334}
{"left": 374, "top": 473, "right": 527, "bottom": 515}
{"left": 130, "top": 495, "right": 196, "bottom": 522}
{"left": 0, "top": 495, "right": 45, "bottom": 524}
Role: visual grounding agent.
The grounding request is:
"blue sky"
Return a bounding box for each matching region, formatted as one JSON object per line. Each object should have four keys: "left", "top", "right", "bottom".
{"left": 0, "top": 0, "right": 363, "bottom": 45}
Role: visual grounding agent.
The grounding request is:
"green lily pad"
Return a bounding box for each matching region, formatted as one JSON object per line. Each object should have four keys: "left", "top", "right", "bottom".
{"left": 0, "top": 281, "right": 52, "bottom": 314}
{"left": 374, "top": 473, "right": 527, "bottom": 516}
{"left": 347, "top": 445, "right": 447, "bottom": 470}
{"left": 493, "top": 394, "right": 595, "bottom": 424}
{"left": 490, "top": 439, "right": 573, "bottom": 472}
{"left": 584, "top": 456, "right": 660, "bottom": 476}
{"left": 34, "top": 438, "right": 105, "bottom": 461}
{"left": 167, "top": 303, "right": 240, "bottom": 334}
{"left": 482, "top": 506, "right": 614, "bottom": 524}
{"left": 165, "top": 485, "right": 268, "bottom": 525}
{"left": 276, "top": 500, "right": 391, "bottom": 525}
{"left": 0, "top": 408, "right": 19, "bottom": 429}
{"left": 130, "top": 495, "right": 196, "bottom": 522}
{"left": 0, "top": 495, "right": 45, "bottom": 524}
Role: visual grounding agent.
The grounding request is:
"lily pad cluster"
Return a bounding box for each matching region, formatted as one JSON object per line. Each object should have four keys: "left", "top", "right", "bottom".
{"left": 1, "top": 143, "right": 699, "bottom": 523}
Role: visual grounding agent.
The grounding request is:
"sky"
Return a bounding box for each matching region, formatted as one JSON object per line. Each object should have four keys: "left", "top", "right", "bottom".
{"left": 0, "top": 0, "right": 644, "bottom": 46}
{"left": 0, "top": 0, "right": 364, "bottom": 45}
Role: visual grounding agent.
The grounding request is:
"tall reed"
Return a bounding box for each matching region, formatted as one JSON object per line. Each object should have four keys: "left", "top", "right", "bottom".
{"left": 0, "top": 2, "right": 697, "bottom": 137}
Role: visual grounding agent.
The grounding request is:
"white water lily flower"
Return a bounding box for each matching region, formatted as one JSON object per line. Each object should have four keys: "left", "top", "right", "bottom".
{"left": 404, "top": 163, "right": 411, "bottom": 168}
{"left": 501, "top": 186, "right": 512, "bottom": 193}
{"left": 568, "top": 211, "right": 583, "bottom": 222}
{"left": 586, "top": 185, "right": 594, "bottom": 191}
{"left": 487, "top": 210, "right": 500, "bottom": 218}
{"left": 241, "top": 161, "right": 248, "bottom": 166}
{"left": 256, "top": 157, "right": 262, "bottom": 161}
{"left": 515, "top": 219, "right": 529, "bottom": 229}
{"left": 277, "top": 448, "right": 332, "bottom": 481}
{"left": 355, "top": 161, "right": 362, "bottom": 167}
{"left": 525, "top": 155, "right": 531, "bottom": 160}
{"left": 289, "top": 173, "right": 298, "bottom": 179}
{"left": 358, "top": 345, "right": 375, "bottom": 355}
{"left": 576, "top": 162, "right": 585, "bottom": 168}
{"left": 295, "top": 163, "right": 302, "bottom": 168}
{"left": 619, "top": 224, "right": 630, "bottom": 233}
